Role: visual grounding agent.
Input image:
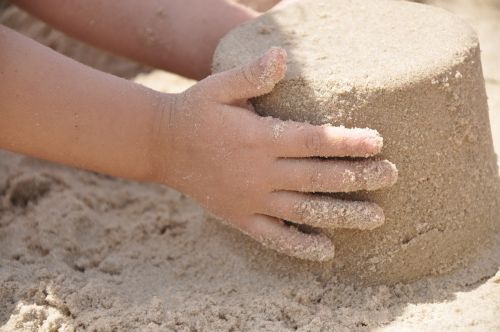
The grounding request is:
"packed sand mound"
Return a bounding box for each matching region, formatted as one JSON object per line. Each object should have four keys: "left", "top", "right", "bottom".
{"left": 213, "top": 0, "right": 500, "bottom": 284}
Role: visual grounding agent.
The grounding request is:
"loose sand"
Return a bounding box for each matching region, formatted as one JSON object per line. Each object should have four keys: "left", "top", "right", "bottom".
{"left": 213, "top": 0, "right": 500, "bottom": 284}
{"left": 1, "top": 1, "right": 499, "bottom": 331}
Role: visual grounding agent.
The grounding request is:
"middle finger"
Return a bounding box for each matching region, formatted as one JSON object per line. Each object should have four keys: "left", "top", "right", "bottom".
{"left": 272, "top": 158, "right": 397, "bottom": 193}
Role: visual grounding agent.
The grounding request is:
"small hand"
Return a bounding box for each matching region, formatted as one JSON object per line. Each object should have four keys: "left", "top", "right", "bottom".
{"left": 153, "top": 47, "right": 397, "bottom": 261}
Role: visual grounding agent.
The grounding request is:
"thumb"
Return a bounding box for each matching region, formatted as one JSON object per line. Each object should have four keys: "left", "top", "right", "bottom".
{"left": 199, "top": 47, "right": 287, "bottom": 104}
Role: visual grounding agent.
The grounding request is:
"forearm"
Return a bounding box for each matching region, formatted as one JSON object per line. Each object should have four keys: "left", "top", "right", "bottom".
{"left": 0, "top": 25, "right": 168, "bottom": 181}
{"left": 11, "top": 0, "right": 258, "bottom": 79}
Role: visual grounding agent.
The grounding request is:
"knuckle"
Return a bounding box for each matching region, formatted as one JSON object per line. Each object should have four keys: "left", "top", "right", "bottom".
{"left": 241, "top": 129, "right": 262, "bottom": 150}
{"left": 241, "top": 62, "right": 274, "bottom": 92}
{"left": 247, "top": 120, "right": 277, "bottom": 151}
{"left": 293, "top": 199, "right": 309, "bottom": 220}
{"left": 307, "top": 163, "right": 323, "bottom": 191}
{"left": 339, "top": 137, "right": 354, "bottom": 155}
{"left": 359, "top": 203, "right": 385, "bottom": 230}
{"left": 241, "top": 65, "right": 260, "bottom": 90}
{"left": 360, "top": 160, "right": 397, "bottom": 190}
{"left": 304, "top": 130, "right": 324, "bottom": 155}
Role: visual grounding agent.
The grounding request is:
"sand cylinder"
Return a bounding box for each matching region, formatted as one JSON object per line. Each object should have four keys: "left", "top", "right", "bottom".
{"left": 212, "top": 0, "right": 500, "bottom": 283}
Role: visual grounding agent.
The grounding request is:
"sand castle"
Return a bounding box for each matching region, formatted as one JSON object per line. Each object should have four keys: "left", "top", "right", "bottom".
{"left": 213, "top": 0, "right": 500, "bottom": 283}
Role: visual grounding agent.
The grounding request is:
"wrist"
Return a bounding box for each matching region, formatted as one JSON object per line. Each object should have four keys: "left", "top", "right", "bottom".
{"left": 147, "top": 92, "right": 180, "bottom": 185}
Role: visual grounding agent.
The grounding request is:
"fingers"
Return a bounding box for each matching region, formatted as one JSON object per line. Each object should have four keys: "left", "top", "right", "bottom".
{"left": 239, "top": 214, "right": 335, "bottom": 261}
{"left": 268, "top": 121, "right": 383, "bottom": 158}
{"left": 273, "top": 158, "right": 398, "bottom": 193}
{"left": 198, "top": 47, "right": 287, "bottom": 104}
{"left": 263, "top": 191, "right": 385, "bottom": 230}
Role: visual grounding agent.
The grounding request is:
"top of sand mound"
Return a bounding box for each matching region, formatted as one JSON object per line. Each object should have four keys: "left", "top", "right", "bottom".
{"left": 213, "top": 0, "right": 478, "bottom": 90}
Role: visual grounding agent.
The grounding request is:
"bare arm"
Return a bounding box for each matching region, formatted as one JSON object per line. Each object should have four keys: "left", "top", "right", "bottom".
{"left": 11, "top": 0, "right": 258, "bottom": 80}
{"left": 0, "top": 25, "right": 163, "bottom": 180}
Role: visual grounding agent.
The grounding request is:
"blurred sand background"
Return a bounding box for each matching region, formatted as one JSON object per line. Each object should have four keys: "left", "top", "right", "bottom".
{"left": 0, "top": 1, "right": 499, "bottom": 331}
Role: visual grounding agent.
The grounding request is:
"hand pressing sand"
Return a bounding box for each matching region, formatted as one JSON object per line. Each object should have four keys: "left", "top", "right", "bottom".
{"left": 0, "top": 23, "right": 396, "bottom": 263}
{"left": 213, "top": 0, "right": 500, "bottom": 283}
{"left": 1, "top": 1, "right": 499, "bottom": 330}
{"left": 146, "top": 47, "right": 397, "bottom": 261}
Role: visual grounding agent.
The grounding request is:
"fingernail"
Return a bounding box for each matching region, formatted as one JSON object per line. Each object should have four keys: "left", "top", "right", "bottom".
{"left": 362, "top": 160, "right": 398, "bottom": 190}
{"left": 365, "top": 129, "right": 383, "bottom": 153}
{"left": 259, "top": 47, "right": 287, "bottom": 81}
{"left": 386, "top": 161, "right": 398, "bottom": 186}
{"left": 373, "top": 133, "right": 383, "bottom": 150}
{"left": 367, "top": 205, "right": 385, "bottom": 230}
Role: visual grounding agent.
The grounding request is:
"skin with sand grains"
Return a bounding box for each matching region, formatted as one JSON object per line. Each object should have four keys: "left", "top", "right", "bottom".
{"left": 0, "top": 1, "right": 397, "bottom": 261}
{"left": 153, "top": 48, "right": 397, "bottom": 260}
{"left": 1, "top": 1, "right": 499, "bottom": 330}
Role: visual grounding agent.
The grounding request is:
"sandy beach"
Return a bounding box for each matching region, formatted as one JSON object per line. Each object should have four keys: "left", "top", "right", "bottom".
{"left": 1, "top": 1, "right": 499, "bottom": 331}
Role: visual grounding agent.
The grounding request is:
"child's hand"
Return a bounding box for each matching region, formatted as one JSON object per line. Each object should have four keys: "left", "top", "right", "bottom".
{"left": 153, "top": 48, "right": 397, "bottom": 261}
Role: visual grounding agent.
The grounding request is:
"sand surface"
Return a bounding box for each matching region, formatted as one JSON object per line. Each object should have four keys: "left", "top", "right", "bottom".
{"left": 1, "top": 1, "right": 499, "bottom": 331}
{"left": 213, "top": 0, "right": 500, "bottom": 284}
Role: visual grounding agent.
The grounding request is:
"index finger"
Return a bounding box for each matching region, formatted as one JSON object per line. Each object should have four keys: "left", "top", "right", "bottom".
{"left": 268, "top": 120, "right": 383, "bottom": 158}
